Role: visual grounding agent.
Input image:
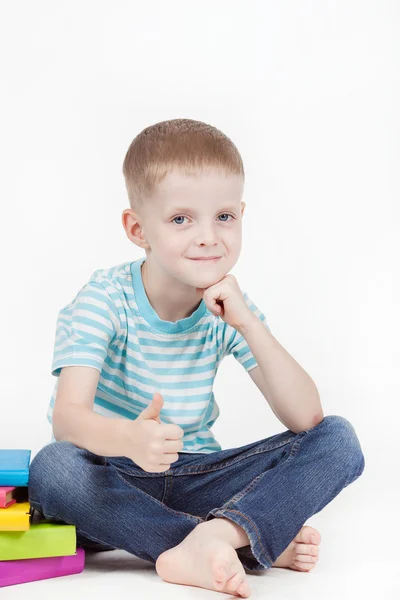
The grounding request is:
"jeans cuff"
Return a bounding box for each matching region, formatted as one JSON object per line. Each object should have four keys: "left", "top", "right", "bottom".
{"left": 205, "top": 507, "right": 272, "bottom": 572}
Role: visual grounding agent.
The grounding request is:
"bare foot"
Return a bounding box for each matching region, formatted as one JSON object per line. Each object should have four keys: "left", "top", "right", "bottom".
{"left": 156, "top": 522, "right": 251, "bottom": 597}
{"left": 272, "top": 525, "right": 321, "bottom": 572}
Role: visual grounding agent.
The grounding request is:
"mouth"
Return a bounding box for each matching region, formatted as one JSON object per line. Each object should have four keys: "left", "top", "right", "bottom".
{"left": 189, "top": 257, "right": 222, "bottom": 262}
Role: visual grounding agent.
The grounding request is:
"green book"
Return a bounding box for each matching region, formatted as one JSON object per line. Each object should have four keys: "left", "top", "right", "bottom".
{"left": 0, "top": 521, "right": 76, "bottom": 561}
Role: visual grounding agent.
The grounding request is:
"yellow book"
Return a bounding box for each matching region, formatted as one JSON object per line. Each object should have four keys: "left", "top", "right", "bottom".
{"left": 0, "top": 502, "right": 31, "bottom": 531}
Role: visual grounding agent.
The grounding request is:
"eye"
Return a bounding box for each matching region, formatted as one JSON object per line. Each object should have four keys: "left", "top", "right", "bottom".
{"left": 171, "top": 215, "right": 188, "bottom": 225}
{"left": 171, "top": 214, "right": 234, "bottom": 225}
{"left": 218, "top": 213, "right": 234, "bottom": 222}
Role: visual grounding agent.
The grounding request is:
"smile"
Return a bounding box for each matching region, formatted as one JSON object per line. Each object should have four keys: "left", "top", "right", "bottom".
{"left": 190, "top": 257, "right": 221, "bottom": 262}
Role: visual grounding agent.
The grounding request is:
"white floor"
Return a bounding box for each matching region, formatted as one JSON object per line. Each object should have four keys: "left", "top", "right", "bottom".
{"left": 2, "top": 466, "right": 398, "bottom": 600}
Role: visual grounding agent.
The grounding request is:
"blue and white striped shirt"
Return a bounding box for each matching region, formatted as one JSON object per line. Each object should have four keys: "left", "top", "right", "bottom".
{"left": 48, "top": 255, "right": 270, "bottom": 453}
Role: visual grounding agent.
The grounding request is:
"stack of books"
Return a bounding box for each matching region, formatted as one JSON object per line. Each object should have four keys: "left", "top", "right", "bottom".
{"left": 0, "top": 449, "right": 85, "bottom": 588}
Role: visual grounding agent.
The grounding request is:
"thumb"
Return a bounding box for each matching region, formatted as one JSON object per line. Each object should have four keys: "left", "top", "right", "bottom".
{"left": 138, "top": 392, "right": 164, "bottom": 423}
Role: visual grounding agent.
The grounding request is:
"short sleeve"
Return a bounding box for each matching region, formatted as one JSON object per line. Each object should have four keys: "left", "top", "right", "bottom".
{"left": 51, "top": 281, "right": 121, "bottom": 377}
{"left": 220, "top": 290, "right": 271, "bottom": 372}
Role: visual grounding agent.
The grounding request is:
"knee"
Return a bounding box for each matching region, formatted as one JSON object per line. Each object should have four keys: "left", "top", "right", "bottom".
{"left": 316, "top": 415, "right": 365, "bottom": 479}
{"left": 28, "top": 441, "right": 84, "bottom": 511}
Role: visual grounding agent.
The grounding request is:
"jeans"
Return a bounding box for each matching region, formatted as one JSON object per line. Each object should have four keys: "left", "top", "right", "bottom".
{"left": 28, "top": 415, "right": 365, "bottom": 572}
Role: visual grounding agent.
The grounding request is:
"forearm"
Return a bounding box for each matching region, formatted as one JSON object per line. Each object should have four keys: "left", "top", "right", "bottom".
{"left": 239, "top": 315, "right": 324, "bottom": 433}
{"left": 52, "top": 406, "right": 129, "bottom": 457}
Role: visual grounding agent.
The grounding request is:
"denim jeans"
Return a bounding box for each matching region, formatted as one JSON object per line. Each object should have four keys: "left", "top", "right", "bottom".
{"left": 28, "top": 415, "right": 365, "bottom": 572}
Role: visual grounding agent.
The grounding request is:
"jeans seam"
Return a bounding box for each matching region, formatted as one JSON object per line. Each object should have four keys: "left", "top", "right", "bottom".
{"left": 162, "top": 470, "right": 173, "bottom": 504}
{"left": 111, "top": 465, "right": 203, "bottom": 523}
{"left": 285, "top": 433, "right": 306, "bottom": 461}
{"left": 221, "top": 434, "right": 305, "bottom": 507}
{"left": 174, "top": 437, "right": 297, "bottom": 475}
{"left": 225, "top": 472, "right": 264, "bottom": 507}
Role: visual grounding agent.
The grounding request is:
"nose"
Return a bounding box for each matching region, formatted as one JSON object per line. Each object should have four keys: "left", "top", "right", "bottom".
{"left": 195, "top": 223, "right": 219, "bottom": 247}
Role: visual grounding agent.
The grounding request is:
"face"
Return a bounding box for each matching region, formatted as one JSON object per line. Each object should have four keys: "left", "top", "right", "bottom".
{"left": 125, "top": 168, "right": 245, "bottom": 289}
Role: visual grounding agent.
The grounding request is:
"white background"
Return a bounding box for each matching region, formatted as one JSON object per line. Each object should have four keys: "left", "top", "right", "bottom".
{"left": 0, "top": 1, "right": 399, "bottom": 598}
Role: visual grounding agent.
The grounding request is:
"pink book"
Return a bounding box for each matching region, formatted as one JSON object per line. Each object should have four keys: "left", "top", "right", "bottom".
{"left": 0, "top": 486, "right": 28, "bottom": 508}
{"left": 0, "top": 547, "right": 85, "bottom": 587}
{"left": 0, "top": 488, "right": 16, "bottom": 509}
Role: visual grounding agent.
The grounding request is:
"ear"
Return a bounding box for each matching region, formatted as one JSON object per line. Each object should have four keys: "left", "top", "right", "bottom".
{"left": 121, "top": 209, "right": 150, "bottom": 250}
{"left": 241, "top": 202, "right": 246, "bottom": 216}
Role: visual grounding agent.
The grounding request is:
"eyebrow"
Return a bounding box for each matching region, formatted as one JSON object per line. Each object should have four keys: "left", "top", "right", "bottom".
{"left": 167, "top": 205, "right": 239, "bottom": 214}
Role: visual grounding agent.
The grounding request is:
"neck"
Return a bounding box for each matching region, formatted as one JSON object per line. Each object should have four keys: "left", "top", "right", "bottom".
{"left": 141, "top": 259, "right": 202, "bottom": 323}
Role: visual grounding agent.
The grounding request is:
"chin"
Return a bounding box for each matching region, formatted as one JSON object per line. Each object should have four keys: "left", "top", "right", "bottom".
{"left": 181, "top": 257, "right": 233, "bottom": 285}
{"left": 193, "top": 273, "right": 227, "bottom": 289}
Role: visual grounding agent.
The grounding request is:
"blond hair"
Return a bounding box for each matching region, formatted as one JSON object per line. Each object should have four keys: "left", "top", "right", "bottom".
{"left": 122, "top": 118, "right": 244, "bottom": 212}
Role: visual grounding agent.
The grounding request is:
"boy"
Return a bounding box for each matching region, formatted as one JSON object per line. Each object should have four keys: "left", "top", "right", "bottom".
{"left": 29, "top": 119, "right": 365, "bottom": 597}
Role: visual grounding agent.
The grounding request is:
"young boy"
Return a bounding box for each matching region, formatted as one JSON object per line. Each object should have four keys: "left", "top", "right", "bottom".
{"left": 29, "top": 119, "right": 365, "bottom": 597}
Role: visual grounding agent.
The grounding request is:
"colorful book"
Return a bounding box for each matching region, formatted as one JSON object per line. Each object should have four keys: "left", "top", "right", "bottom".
{"left": 0, "top": 450, "right": 31, "bottom": 486}
{"left": 0, "top": 487, "right": 29, "bottom": 508}
{"left": 0, "top": 487, "right": 16, "bottom": 509}
{"left": 0, "top": 521, "right": 77, "bottom": 561}
{"left": 0, "top": 502, "right": 31, "bottom": 531}
{"left": 0, "top": 547, "right": 85, "bottom": 588}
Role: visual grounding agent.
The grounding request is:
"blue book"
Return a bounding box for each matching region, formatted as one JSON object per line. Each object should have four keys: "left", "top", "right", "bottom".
{"left": 0, "top": 450, "right": 31, "bottom": 486}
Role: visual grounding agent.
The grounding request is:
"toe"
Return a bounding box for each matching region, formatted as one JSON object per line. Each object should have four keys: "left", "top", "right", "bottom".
{"left": 296, "top": 554, "right": 318, "bottom": 563}
{"left": 293, "top": 559, "right": 317, "bottom": 572}
{"left": 237, "top": 580, "right": 251, "bottom": 598}
{"left": 296, "top": 544, "right": 319, "bottom": 557}
{"left": 226, "top": 572, "right": 244, "bottom": 592}
{"left": 295, "top": 525, "right": 321, "bottom": 546}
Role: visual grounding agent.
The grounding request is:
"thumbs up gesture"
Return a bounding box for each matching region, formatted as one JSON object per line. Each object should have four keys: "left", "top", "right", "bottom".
{"left": 122, "top": 393, "right": 185, "bottom": 473}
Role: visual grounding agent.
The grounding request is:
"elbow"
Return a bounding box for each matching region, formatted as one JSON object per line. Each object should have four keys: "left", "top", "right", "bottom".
{"left": 312, "top": 410, "right": 325, "bottom": 427}
{"left": 289, "top": 412, "right": 325, "bottom": 435}
{"left": 303, "top": 411, "right": 325, "bottom": 432}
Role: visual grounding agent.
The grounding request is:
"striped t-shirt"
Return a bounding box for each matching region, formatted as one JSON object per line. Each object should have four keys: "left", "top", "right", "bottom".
{"left": 48, "top": 255, "right": 270, "bottom": 453}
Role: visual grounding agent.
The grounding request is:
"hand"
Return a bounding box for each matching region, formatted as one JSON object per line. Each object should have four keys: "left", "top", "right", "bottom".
{"left": 196, "top": 274, "right": 254, "bottom": 331}
{"left": 122, "top": 393, "right": 184, "bottom": 473}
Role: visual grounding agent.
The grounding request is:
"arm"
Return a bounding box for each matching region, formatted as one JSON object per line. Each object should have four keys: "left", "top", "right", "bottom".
{"left": 52, "top": 366, "right": 129, "bottom": 457}
{"left": 240, "top": 316, "right": 324, "bottom": 434}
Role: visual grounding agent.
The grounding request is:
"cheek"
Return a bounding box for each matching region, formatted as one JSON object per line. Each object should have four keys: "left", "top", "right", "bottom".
{"left": 157, "top": 232, "right": 183, "bottom": 254}
{"left": 227, "top": 228, "right": 242, "bottom": 244}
